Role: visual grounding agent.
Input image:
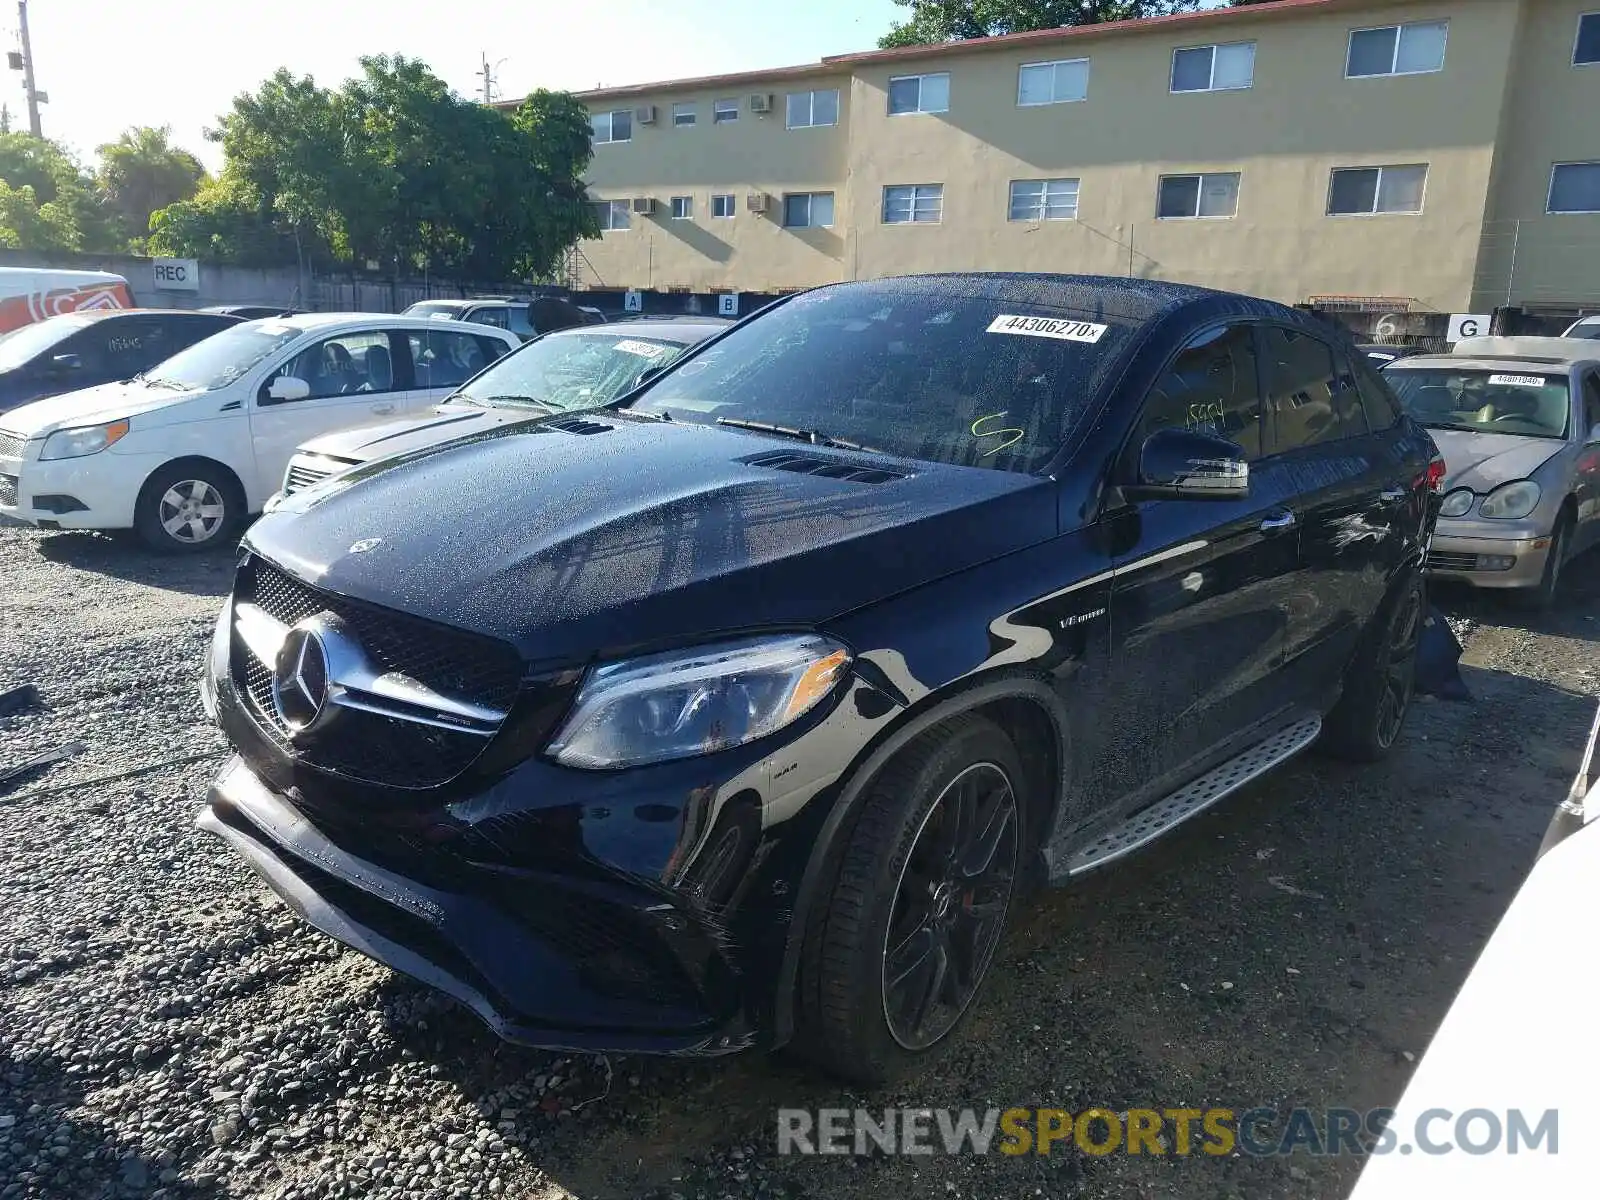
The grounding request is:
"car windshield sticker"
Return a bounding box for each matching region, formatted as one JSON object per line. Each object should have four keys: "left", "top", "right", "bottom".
{"left": 987, "top": 315, "right": 1109, "bottom": 343}
{"left": 613, "top": 339, "right": 668, "bottom": 358}
{"left": 1488, "top": 374, "right": 1546, "bottom": 388}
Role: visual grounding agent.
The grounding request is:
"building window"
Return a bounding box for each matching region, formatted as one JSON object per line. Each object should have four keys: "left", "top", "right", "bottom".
{"left": 1327, "top": 165, "right": 1427, "bottom": 215}
{"left": 888, "top": 72, "right": 950, "bottom": 115}
{"left": 1018, "top": 58, "right": 1090, "bottom": 106}
{"left": 673, "top": 102, "right": 696, "bottom": 127}
{"left": 1346, "top": 21, "right": 1448, "bottom": 77}
{"left": 883, "top": 184, "right": 943, "bottom": 224}
{"left": 712, "top": 194, "right": 736, "bottom": 219}
{"left": 590, "top": 110, "right": 632, "bottom": 144}
{"left": 786, "top": 89, "right": 839, "bottom": 129}
{"left": 1157, "top": 172, "right": 1240, "bottom": 219}
{"left": 1171, "top": 41, "right": 1256, "bottom": 92}
{"left": 593, "top": 199, "right": 630, "bottom": 231}
{"left": 1576, "top": 13, "right": 1600, "bottom": 65}
{"left": 783, "top": 192, "right": 835, "bottom": 228}
{"left": 713, "top": 98, "right": 739, "bottom": 124}
{"left": 1549, "top": 162, "right": 1600, "bottom": 214}
{"left": 670, "top": 196, "right": 693, "bottom": 220}
{"left": 1009, "top": 178, "right": 1079, "bottom": 221}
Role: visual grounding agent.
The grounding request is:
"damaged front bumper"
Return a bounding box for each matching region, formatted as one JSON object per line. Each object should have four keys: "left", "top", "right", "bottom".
{"left": 198, "top": 755, "right": 759, "bottom": 1056}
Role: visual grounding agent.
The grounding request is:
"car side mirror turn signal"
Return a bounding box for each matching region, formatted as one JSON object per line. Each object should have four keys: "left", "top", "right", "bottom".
{"left": 1130, "top": 427, "right": 1249, "bottom": 501}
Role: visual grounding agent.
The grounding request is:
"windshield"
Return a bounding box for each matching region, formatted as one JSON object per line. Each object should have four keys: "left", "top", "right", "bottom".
{"left": 627, "top": 283, "right": 1135, "bottom": 472}
{"left": 0, "top": 316, "right": 89, "bottom": 371}
{"left": 455, "top": 330, "right": 692, "bottom": 411}
{"left": 1563, "top": 322, "right": 1600, "bottom": 340}
{"left": 1387, "top": 368, "right": 1570, "bottom": 440}
{"left": 144, "top": 322, "right": 304, "bottom": 391}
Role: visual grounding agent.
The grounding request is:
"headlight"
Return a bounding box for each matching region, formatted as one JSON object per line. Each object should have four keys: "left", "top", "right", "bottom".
{"left": 547, "top": 634, "right": 851, "bottom": 769}
{"left": 1438, "top": 487, "right": 1475, "bottom": 518}
{"left": 39, "top": 418, "right": 129, "bottom": 461}
{"left": 1479, "top": 479, "right": 1541, "bottom": 520}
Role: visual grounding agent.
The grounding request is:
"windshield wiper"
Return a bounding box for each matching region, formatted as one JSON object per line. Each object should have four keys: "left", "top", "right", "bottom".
{"left": 140, "top": 376, "right": 187, "bottom": 390}
{"left": 715, "top": 417, "right": 882, "bottom": 454}
{"left": 478, "top": 394, "right": 554, "bottom": 411}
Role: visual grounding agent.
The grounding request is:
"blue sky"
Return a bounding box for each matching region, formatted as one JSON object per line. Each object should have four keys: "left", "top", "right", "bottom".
{"left": 6, "top": 0, "right": 906, "bottom": 170}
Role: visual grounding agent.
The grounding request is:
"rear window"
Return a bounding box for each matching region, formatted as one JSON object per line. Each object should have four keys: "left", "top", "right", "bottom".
{"left": 1387, "top": 368, "right": 1570, "bottom": 440}
{"left": 629, "top": 283, "right": 1136, "bottom": 472}
{"left": 0, "top": 315, "right": 90, "bottom": 370}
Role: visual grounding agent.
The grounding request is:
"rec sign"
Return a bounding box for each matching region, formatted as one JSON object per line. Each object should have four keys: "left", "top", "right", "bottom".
{"left": 152, "top": 258, "right": 200, "bottom": 292}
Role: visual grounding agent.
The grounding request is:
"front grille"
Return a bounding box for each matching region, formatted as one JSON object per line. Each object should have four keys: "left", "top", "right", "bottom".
{"left": 0, "top": 474, "right": 15, "bottom": 508}
{"left": 1427, "top": 550, "right": 1480, "bottom": 572}
{"left": 231, "top": 556, "right": 525, "bottom": 788}
{"left": 0, "top": 432, "right": 24, "bottom": 460}
{"left": 284, "top": 464, "right": 333, "bottom": 495}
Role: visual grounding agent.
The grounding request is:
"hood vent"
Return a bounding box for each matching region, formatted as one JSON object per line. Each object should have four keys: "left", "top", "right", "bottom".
{"left": 544, "top": 416, "right": 613, "bottom": 436}
{"left": 742, "top": 449, "right": 913, "bottom": 485}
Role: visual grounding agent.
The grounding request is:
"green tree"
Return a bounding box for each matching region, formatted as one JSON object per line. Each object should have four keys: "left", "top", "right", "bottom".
{"left": 94, "top": 125, "right": 207, "bottom": 250}
{"left": 879, "top": 0, "right": 1199, "bottom": 46}
{"left": 0, "top": 178, "right": 82, "bottom": 251}
{"left": 0, "top": 131, "right": 112, "bottom": 250}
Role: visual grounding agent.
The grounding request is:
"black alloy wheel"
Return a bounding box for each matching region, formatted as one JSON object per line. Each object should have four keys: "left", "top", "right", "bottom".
{"left": 1374, "top": 580, "right": 1423, "bottom": 752}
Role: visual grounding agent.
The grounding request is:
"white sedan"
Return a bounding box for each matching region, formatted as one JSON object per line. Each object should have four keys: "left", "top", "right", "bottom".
{"left": 0, "top": 313, "right": 518, "bottom": 551}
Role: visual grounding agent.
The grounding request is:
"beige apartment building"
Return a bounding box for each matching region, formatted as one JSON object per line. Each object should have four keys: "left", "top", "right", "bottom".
{"left": 553, "top": 0, "right": 1600, "bottom": 317}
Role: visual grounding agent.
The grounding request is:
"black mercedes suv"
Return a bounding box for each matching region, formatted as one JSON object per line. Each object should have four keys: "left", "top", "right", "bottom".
{"left": 199, "top": 274, "right": 1441, "bottom": 1083}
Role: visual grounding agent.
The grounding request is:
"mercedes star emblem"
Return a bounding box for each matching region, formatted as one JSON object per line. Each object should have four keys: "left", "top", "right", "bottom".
{"left": 270, "top": 617, "right": 335, "bottom": 735}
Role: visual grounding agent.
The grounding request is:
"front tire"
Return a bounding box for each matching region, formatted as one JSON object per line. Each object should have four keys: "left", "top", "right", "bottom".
{"left": 134, "top": 461, "right": 242, "bottom": 554}
{"left": 1321, "top": 569, "right": 1424, "bottom": 763}
{"left": 1513, "top": 512, "right": 1570, "bottom": 612}
{"left": 795, "top": 715, "right": 1024, "bottom": 1085}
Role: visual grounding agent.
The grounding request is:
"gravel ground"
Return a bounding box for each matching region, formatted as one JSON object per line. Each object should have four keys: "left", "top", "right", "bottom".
{"left": 2, "top": 523, "right": 1597, "bottom": 1200}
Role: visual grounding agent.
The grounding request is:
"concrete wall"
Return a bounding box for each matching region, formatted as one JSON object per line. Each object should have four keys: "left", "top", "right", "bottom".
{"left": 571, "top": 0, "right": 1589, "bottom": 313}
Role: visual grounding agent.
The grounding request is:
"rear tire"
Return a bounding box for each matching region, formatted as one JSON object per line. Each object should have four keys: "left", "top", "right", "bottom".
{"left": 794, "top": 715, "right": 1025, "bottom": 1086}
{"left": 1321, "top": 568, "right": 1424, "bottom": 763}
{"left": 133, "top": 461, "right": 242, "bottom": 554}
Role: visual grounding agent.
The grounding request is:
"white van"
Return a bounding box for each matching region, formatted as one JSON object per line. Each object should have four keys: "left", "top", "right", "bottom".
{"left": 0, "top": 312, "right": 519, "bottom": 551}
{"left": 0, "top": 267, "right": 134, "bottom": 334}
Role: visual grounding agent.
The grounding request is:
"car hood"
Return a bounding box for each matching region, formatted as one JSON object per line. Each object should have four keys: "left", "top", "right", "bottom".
{"left": 0, "top": 378, "right": 202, "bottom": 437}
{"left": 246, "top": 416, "right": 1057, "bottom": 664}
{"left": 1426, "top": 428, "right": 1565, "bottom": 492}
{"left": 295, "top": 402, "right": 542, "bottom": 463}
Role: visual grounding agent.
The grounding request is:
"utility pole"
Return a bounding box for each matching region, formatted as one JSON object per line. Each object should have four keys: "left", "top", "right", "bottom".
{"left": 15, "top": 0, "right": 41, "bottom": 136}
{"left": 476, "top": 52, "right": 506, "bottom": 105}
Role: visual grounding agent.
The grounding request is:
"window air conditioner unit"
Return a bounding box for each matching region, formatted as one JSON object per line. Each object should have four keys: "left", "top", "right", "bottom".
{"left": 746, "top": 192, "right": 769, "bottom": 213}
{"left": 749, "top": 93, "right": 773, "bottom": 114}
{"left": 634, "top": 104, "right": 656, "bottom": 124}
{"left": 631, "top": 196, "right": 657, "bottom": 215}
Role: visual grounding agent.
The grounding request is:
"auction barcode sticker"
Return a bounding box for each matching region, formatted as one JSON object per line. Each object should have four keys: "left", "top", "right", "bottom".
{"left": 987, "top": 315, "right": 1108, "bottom": 343}
{"left": 1488, "top": 374, "right": 1546, "bottom": 387}
{"left": 613, "top": 339, "right": 669, "bottom": 358}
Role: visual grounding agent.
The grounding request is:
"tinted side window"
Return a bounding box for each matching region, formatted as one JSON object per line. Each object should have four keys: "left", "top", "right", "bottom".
{"left": 1262, "top": 326, "right": 1367, "bottom": 453}
{"left": 474, "top": 335, "right": 511, "bottom": 365}
{"left": 506, "top": 307, "right": 535, "bottom": 338}
{"left": 265, "top": 331, "right": 399, "bottom": 401}
{"left": 1583, "top": 372, "right": 1600, "bottom": 439}
{"left": 1136, "top": 323, "right": 1263, "bottom": 459}
{"left": 468, "top": 306, "right": 509, "bottom": 329}
{"left": 1349, "top": 351, "right": 1402, "bottom": 430}
{"left": 409, "top": 329, "right": 495, "bottom": 390}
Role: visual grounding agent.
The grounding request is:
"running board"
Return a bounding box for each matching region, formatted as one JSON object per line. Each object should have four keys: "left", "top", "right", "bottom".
{"left": 1065, "top": 715, "right": 1323, "bottom": 876}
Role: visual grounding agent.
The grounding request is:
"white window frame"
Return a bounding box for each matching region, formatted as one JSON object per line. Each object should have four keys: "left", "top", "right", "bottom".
{"left": 1548, "top": 162, "right": 1600, "bottom": 215}
{"left": 1017, "top": 58, "right": 1090, "bottom": 106}
{"left": 1008, "top": 178, "right": 1080, "bottom": 222}
{"left": 711, "top": 193, "right": 736, "bottom": 219}
{"left": 1575, "top": 12, "right": 1600, "bottom": 67}
{"left": 887, "top": 72, "right": 951, "bottom": 116}
{"left": 786, "top": 89, "right": 840, "bottom": 129}
{"left": 672, "top": 102, "right": 697, "bottom": 127}
{"left": 882, "top": 184, "right": 944, "bottom": 225}
{"left": 782, "top": 192, "right": 835, "bottom": 229}
{"left": 594, "top": 199, "right": 630, "bottom": 231}
{"left": 1170, "top": 41, "right": 1256, "bottom": 93}
{"left": 591, "top": 110, "right": 631, "bottom": 145}
{"left": 713, "top": 98, "right": 739, "bottom": 124}
{"left": 670, "top": 195, "right": 693, "bottom": 220}
{"left": 1326, "top": 165, "right": 1428, "bottom": 217}
{"left": 1156, "top": 172, "right": 1240, "bottom": 220}
{"left": 1344, "top": 20, "right": 1449, "bottom": 79}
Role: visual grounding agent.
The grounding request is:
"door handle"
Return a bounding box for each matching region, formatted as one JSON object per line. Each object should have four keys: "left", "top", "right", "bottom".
{"left": 1379, "top": 487, "right": 1407, "bottom": 504}
{"left": 370, "top": 402, "right": 396, "bottom": 415}
{"left": 1259, "top": 510, "right": 1297, "bottom": 534}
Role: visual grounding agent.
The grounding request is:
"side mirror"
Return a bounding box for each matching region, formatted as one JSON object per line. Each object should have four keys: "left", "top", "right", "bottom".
{"left": 1131, "top": 427, "right": 1249, "bottom": 500}
{"left": 50, "top": 353, "right": 82, "bottom": 372}
{"left": 264, "top": 375, "right": 311, "bottom": 404}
